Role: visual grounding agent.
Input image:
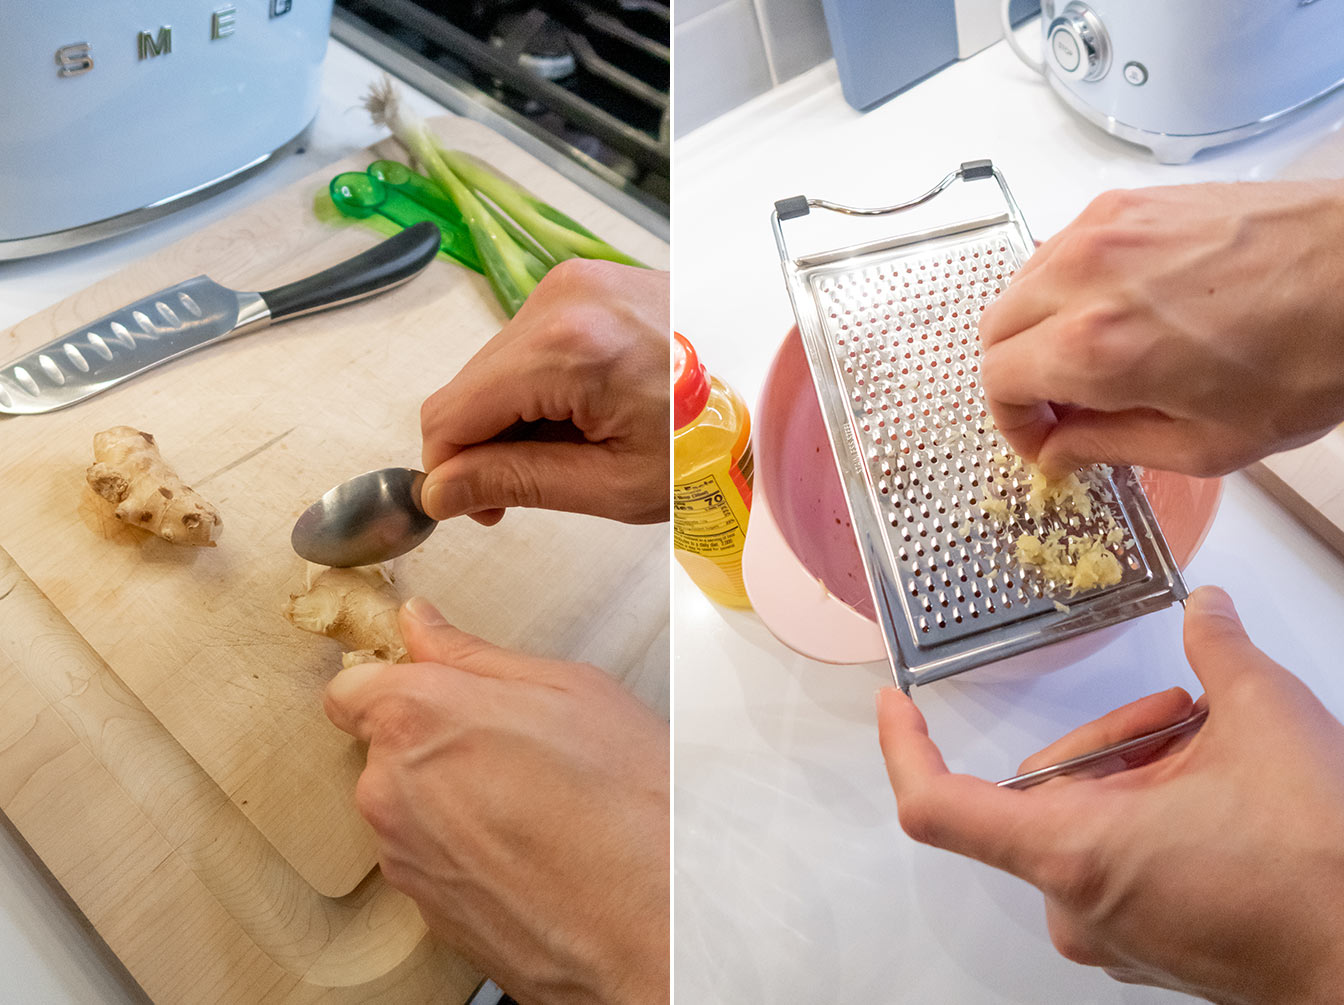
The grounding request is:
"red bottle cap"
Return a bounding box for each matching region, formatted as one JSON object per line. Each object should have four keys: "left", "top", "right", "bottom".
{"left": 673, "top": 331, "right": 710, "bottom": 430}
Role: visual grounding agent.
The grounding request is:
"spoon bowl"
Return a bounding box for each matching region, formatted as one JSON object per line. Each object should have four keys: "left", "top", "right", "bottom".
{"left": 291, "top": 467, "right": 438, "bottom": 567}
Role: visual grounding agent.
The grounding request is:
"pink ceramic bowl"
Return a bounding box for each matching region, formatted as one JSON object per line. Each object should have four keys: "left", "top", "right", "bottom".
{"left": 742, "top": 326, "right": 1223, "bottom": 665}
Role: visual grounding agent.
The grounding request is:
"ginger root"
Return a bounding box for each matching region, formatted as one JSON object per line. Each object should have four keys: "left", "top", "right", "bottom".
{"left": 980, "top": 453, "right": 1125, "bottom": 596}
{"left": 284, "top": 566, "right": 409, "bottom": 668}
{"left": 86, "top": 426, "right": 222, "bottom": 546}
{"left": 1015, "top": 528, "right": 1123, "bottom": 595}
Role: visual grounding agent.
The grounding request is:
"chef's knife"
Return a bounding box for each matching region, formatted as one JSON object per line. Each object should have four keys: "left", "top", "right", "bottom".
{"left": 0, "top": 222, "right": 442, "bottom": 416}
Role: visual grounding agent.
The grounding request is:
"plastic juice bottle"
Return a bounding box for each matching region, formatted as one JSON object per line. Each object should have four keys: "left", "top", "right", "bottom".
{"left": 673, "top": 332, "right": 754, "bottom": 608}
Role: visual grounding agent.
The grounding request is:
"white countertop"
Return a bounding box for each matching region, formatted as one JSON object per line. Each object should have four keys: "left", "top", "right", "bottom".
{"left": 672, "top": 33, "right": 1344, "bottom": 1005}
{"left": 0, "top": 38, "right": 458, "bottom": 1005}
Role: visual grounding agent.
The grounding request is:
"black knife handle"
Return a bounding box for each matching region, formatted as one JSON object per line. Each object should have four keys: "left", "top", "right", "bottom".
{"left": 259, "top": 221, "right": 442, "bottom": 323}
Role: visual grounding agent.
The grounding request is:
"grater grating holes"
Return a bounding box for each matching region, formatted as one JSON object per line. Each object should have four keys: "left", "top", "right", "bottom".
{"left": 809, "top": 234, "right": 1152, "bottom": 643}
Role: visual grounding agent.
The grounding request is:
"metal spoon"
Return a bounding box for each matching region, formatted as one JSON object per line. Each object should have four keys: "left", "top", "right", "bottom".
{"left": 290, "top": 467, "right": 437, "bottom": 567}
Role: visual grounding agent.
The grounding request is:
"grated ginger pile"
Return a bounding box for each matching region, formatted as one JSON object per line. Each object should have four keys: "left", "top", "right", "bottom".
{"left": 980, "top": 454, "right": 1125, "bottom": 595}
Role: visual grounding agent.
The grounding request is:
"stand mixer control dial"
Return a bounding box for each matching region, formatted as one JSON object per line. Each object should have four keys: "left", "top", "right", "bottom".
{"left": 1047, "top": 2, "right": 1111, "bottom": 82}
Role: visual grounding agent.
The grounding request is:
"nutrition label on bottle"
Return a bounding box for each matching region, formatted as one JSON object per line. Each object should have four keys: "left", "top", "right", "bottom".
{"left": 673, "top": 472, "right": 747, "bottom": 555}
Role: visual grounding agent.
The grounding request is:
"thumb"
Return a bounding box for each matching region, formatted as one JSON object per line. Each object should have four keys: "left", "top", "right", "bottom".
{"left": 1181, "top": 586, "right": 1280, "bottom": 698}
{"left": 876, "top": 688, "right": 1054, "bottom": 884}
{"left": 420, "top": 440, "right": 615, "bottom": 520}
{"left": 398, "top": 596, "right": 540, "bottom": 682}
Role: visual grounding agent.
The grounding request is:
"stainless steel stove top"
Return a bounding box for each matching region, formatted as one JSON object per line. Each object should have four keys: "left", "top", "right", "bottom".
{"left": 332, "top": 0, "right": 668, "bottom": 234}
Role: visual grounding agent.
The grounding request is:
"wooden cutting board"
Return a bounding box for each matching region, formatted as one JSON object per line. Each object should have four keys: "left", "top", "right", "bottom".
{"left": 0, "top": 108, "right": 667, "bottom": 968}
{"left": 1248, "top": 431, "right": 1344, "bottom": 555}
{"left": 0, "top": 544, "right": 481, "bottom": 1002}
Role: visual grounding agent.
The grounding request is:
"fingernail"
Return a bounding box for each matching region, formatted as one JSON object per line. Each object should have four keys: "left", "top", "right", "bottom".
{"left": 1192, "top": 585, "right": 1239, "bottom": 622}
{"left": 1039, "top": 455, "right": 1075, "bottom": 481}
{"left": 421, "top": 481, "right": 442, "bottom": 518}
{"left": 403, "top": 595, "right": 447, "bottom": 625}
{"left": 1040, "top": 463, "right": 1067, "bottom": 481}
{"left": 422, "top": 479, "right": 468, "bottom": 520}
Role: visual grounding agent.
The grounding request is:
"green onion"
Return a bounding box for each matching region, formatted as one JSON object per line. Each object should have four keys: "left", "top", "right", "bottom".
{"left": 365, "top": 77, "right": 537, "bottom": 315}
{"left": 435, "top": 144, "right": 646, "bottom": 268}
{"left": 480, "top": 199, "right": 557, "bottom": 274}
{"left": 365, "top": 75, "right": 649, "bottom": 315}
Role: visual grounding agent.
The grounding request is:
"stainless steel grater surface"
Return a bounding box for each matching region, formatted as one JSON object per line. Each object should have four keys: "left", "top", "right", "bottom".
{"left": 772, "top": 161, "right": 1186, "bottom": 691}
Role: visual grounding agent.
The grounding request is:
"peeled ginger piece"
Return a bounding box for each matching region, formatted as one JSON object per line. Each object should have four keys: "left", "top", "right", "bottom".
{"left": 284, "top": 566, "right": 409, "bottom": 668}
{"left": 982, "top": 453, "right": 1124, "bottom": 595}
{"left": 1018, "top": 464, "right": 1095, "bottom": 522}
{"left": 1015, "top": 530, "right": 1122, "bottom": 595}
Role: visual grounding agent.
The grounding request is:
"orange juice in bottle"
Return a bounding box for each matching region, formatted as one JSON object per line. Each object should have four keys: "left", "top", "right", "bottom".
{"left": 673, "top": 332, "right": 753, "bottom": 608}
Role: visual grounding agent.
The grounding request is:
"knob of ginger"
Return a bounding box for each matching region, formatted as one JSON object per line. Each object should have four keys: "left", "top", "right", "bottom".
{"left": 86, "top": 426, "right": 222, "bottom": 547}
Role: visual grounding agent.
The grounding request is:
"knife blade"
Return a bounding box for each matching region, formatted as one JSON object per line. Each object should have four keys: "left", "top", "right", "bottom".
{"left": 0, "top": 221, "right": 441, "bottom": 416}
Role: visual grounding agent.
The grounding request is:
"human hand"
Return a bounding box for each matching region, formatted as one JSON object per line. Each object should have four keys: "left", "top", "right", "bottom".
{"left": 877, "top": 586, "right": 1344, "bottom": 1002}
{"left": 420, "top": 259, "right": 669, "bottom": 526}
{"left": 979, "top": 180, "right": 1344, "bottom": 478}
{"left": 324, "top": 597, "right": 669, "bottom": 1005}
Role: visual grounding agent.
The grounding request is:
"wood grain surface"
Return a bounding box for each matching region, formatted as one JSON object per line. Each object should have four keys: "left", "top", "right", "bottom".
{"left": 1247, "top": 432, "right": 1344, "bottom": 557}
{"left": 0, "top": 114, "right": 668, "bottom": 1000}
{"left": 0, "top": 543, "right": 479, "bottom": 1002}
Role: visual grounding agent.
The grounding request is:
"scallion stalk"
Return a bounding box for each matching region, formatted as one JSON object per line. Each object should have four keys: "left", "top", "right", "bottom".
{"left": 365, "top": 77, "right": 537, "bottom": 315}
{"left": 433, "top": 143, "right": 647, "bottom": 269}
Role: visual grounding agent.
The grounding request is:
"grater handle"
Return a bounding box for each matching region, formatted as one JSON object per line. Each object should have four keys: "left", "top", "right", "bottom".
{"left": 772, "top": 160, "right": 1010, "bottom": 230}
{"left": 995, "top": 707, "right": 1208, "bottom": 790}
{"left": 771, "top": 160, "right": 1034, "bottom": 269}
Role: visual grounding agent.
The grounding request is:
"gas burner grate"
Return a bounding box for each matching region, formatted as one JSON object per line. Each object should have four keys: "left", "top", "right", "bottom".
{"left": 335, "top": 0, "right": 668, "bottom": 207}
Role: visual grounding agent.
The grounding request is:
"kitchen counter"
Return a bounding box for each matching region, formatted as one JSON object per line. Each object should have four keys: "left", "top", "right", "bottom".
{"left": 0, "top": 37, "right": 629, "bottom": 1005}
{"left": 672, "top": 29, "right": 1344, "bottom": 1005}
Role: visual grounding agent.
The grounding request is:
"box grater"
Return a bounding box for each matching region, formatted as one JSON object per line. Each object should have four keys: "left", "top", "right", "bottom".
{"left": 771, "top": 160, "right": 1186, "bottom": 692}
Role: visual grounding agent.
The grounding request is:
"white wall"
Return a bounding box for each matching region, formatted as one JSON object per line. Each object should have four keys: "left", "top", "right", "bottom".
{"left": 673, "top": 0, "right": 832, "bottom": 136}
